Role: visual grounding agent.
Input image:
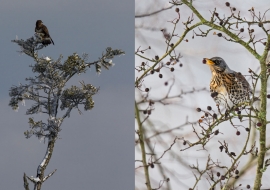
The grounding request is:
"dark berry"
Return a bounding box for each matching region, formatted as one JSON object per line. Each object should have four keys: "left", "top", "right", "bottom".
{"left": 257, "top": 122, "right": 262, "bottom": 127}
{"left": 214, "top": 12, "right": 219, "bottom": 16}
{"left": 150, "top": 163, "right": 154, "bottom": 168}
{"left": 213, "top": 113, "right": 217, "bottom": 119}
{"left": 196, "top": 108, "right": 201, "bottom": 112}
{"left": 217, "top": 33, "right": 222, "bottom": 37}
{"left": 250, "top": 29, "right": 254, "bottom": 33}
{"left": 231, "top": 152, "right": 236, "bottom": 156}
{"left": 221, "top": 175, "right": 225, "bottom": 180}
{"left": 217, "top": 172, "right": 220, "bottom": 177}
{"left": 247, "top": 185, "right": 250, "bottom": 189}
{"left": 267, "top": 94, "right": 270, "bottom": 99}
{"left": 159, "top": 74, "right": 163, "bottom": 78}
{"left": 207, "top": 106, "right": 212, "bottom": 110}
{"left": 235, "top": 175, "right": 239, "bottom": 179}
{"left": 155, "top": 55, "right": 159, "bottom": 60}
{"left": 175, "top": 8, "right": 179, "bottom": 12}
{"left": 258, "top": 22, "right": 263, "bottom": 27}
{"left": 263, "top": 42, "right": 267, "bottom": 46}
{"left": 214, "top": 130, "right": 219, "bottom": 135}
{"left": 237, "top": 111, "right": 241, "bottom": 115}
{"left": 148, "top": 110, "right": 151, "bottom": 115}
{"left": 219, "top": 146, "right": 224, "bottom": 152}
{"left": 143, "top": 110, "right": 147, "bottom": 114}
{"left": 170, "top": 67, "right": 174, "bottom": 72}
{"left": 232, "top": 7, "right": 236, "bottom": 11}
{"left": 211, "top": 92, "right": 218, "bottom": 98}
{"left": 166, "top": 62, "right": 170, "bottom": 65}
{"left": 235, "top": 107, "right": 239, "bottom": 111}
{"left": 183, "top": 141, "right": 186, "bottom": 145}
{"left": 240, "top": 28, "right": 244, "bottom": 32}
{"left": 145, "top": 88, "right": 149, "bottom": 92}
{"left": 164, "top": 82, "right": 168, "bottom": 86}
{"left": 150, "top": 70, "right": 155, "bottom": 74}
{"left": 156, "top": 68, "right": 160, "bottom": 72}
{"left": 236, "top": 131, "right": 240, "bottom": 135}
{"left": 246, "top": 128, "right": 250, "bottom": 132}
{"left": 141, "top": 62, "right": 145, "bottom": 66}
{"left": 179, "top": 63, "right": 183, "bottom": 67}
{"left": 202, "top": 59, "right": 206, "bottom": 64}
{"left": 225, "top": 2, "right": 230, "bottom": 6}
{"left": 170, "top": 43, "right": 174, "bottom": 47}
{"left": 235, "top": 170, "right": 239, "bottom": 174}
{"left": 205, "top": 112, "right": 209, "bottom": 117}
{"left": 220, "top": 21, "right": 224, "bottom": 25}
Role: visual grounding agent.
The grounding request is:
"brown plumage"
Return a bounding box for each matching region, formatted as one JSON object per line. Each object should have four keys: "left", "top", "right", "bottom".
{"left": 204, "top": 57, "right": 251, "bottom": 109}
{"left": 35, "top": 20, "right": 54, "bottom": 46}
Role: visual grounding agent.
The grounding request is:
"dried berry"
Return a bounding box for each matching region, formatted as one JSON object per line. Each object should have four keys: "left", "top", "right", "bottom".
{"left": 145, "top": 88, "right": 149, "bottom": 92}
{"left": 196, "top": 108, "right": 201, "bottom": 112}
{"left": 217, "top": 172, "right": 220, "bottom": 177}
{"left": 155, "top": 55, "right": 159, "bottom": 60}
{"left": 245, "top": 128, "right": 250, "bottom": 132}
{"left": 198, "top": 119, "right": 203, "bottom": 123}
{"left": 236, "top": 131, "right": 240, "bottom": 135}
{"left": 202, "top": 59, "right": 206, "bottom": 64}
{"left": 170, "top": 67, "right": 175, "bottom": 72}
{"left": 183, "top": 141, "right": 187, "bottom": 145}
{"left": 263, "top": 42, "right": 267, "bottom": 46}
{"left": 170, "top": 43, "right": 174, "bottom": 47}
{"left": 159, "top": 74, "right": 163, "bottom": 78}
{"left": 164, "top": 82, "right": 168, "bottom": 86}
{"left": 179, "top": 63, "right": 183, "bottom": 67}
{"left": 148, "top": 110, "right": 151, "bottom": 115}
{"left": 214, "top": 130, "right": 219, "bottom": 135}
{"left": 205, "top": 112, "right": 209, "bottom": 117}
{"left": 166, "top": 62, "right": 170, "bottom": 65}
{"left": 175, "top": 8, "right": 179, "bottom": 12}
{"left": 156, "top": 68, "right": 160, "bottom": 72}
{"left": 221, "top": 175, "right": 226, "bottom": 180}
{"left": 250, "top": 29, "right": 254, "bottom": 33}
{"left": 143, "top": 110, "right": 147, "bottom": 114}
{"left": 235, "top": 170, "right": 239, "bottom": 174}
{"left": 257, "top": 122, "right": 262, "bottom": 127}
{"left": 247, "top": 185, "right": 250, "bottom": 189}
{"left": 141, "top": 62, "right": 145, "bottom": 66}
{"left": 225, "top": 2, "right": 230, "bottom": 6}
{"left": 213, "top": 113, "right": 217, "bottom": 119}
{"left": 207, "top": 106, "right": 212, "bottom": 110}
{"left": 214, "top": 12, "right": 219, "bottom": 16}
{"left": 217, "top": 33, "right": 222, "bottom": 37}
{"left": 237, "top": 111, "right": 241, "bottom": 115}
{"left": 258, "top": 22, "right": 263, "bottom": 27}
{"left": 235, "top": 175, "right": 239, "bottom": 179}
{"left": 232, "top": 7, "right": 236, "bottom": 11}
{"left": 219, "top": 21, "right": 224, "bottom": 25}
{"left": 240, "top": 28, "right": 244, "bottom": 32}
{"left": 267, "top": 94, "right": 270, "bottom": 99}
{"left": 219, "top": 146, "right": 224, "bottom": 152}
{"left": 231, "top": 152, "right": 236, "bottom": 156}
{"left": 150, "top": 163, "right": 154, "bottom": 168}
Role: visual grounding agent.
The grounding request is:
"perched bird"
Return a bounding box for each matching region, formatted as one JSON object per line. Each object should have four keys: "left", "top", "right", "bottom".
{"left": 204, "top": 57, "right": 251, "bottom": 109}
{"left": 35, "top": 20, "right": 54, "bottom": 46}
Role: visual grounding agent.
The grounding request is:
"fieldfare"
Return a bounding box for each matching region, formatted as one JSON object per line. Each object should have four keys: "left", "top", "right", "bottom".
{"left": 204, "top": 57, "right": 251, "bottom": 109}
{"left": 35, "top": 20, "right": 54, "bottom": 46}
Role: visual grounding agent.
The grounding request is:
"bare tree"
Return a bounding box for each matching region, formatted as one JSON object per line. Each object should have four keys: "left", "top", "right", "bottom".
{"left": 135, "top": 1, "right": 270, "bottom": 190}
{"left": 10, "top": 34, "right": 124, "bottom": 190}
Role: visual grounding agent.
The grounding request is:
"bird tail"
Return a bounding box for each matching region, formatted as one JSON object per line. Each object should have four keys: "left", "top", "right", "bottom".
{"left": 50, "top": 38, "right": 55, "bottom": 45}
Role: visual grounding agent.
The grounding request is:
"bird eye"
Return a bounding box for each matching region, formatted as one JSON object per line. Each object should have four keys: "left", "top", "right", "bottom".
{"left": 215, "top": 60, "right": 220, "bottom": 65}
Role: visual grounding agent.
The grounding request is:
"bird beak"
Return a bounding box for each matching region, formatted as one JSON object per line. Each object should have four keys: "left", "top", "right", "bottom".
{"left": 204, "top": 58, "right": 215, "bottom": 65}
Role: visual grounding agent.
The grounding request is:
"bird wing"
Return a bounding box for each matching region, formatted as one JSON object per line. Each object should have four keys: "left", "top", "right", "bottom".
{"left": 41, "top": 25, "right": 51, "bottom": 38}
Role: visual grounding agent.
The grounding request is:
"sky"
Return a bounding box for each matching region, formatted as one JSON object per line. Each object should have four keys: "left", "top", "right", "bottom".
{"left": 0, "top": 0, "right": 134, "bottom": 189}
{"left": 135, "top": 0, "right": 270, "bottom": 189}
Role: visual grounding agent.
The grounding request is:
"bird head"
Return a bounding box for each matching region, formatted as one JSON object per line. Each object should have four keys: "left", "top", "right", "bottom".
{"left": 204, "top": 57, "right": 232, "bottom": 73}
{"left": 36, "top": 20, "right": 43, "bottom": 27}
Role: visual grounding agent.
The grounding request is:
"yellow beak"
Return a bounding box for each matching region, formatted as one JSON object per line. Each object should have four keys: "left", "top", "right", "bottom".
{"left": 204, "top": 58, "right": 215, "bottom": 65}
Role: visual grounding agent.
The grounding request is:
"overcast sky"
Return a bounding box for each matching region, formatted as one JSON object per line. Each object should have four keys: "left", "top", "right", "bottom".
{"left": 0, "top": 0, "right": 133, "bottom": 189}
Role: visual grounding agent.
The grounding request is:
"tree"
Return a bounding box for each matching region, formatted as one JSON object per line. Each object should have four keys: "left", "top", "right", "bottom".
{"left": 135, "top": 1, "right": 270, "bottom": 189}
{"left": 10, "top": 34, "right": 124, "bottom": 190}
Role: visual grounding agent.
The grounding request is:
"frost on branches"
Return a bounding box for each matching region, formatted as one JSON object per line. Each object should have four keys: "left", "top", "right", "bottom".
{"left": 10, "top": 35, "right": 125, "bottom": 190}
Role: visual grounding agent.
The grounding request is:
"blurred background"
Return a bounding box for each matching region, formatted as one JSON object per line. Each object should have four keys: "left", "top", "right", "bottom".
{"left": 0, "top": 0, "right": 133, "bottom": 189}
{"left": 135, "top": 0, "right": 270, "bottom": 189}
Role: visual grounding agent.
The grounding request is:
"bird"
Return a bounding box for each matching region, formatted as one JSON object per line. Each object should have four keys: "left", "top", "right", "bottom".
{"left": 35, "top": 20, "right": 54, "bottom": 46}
{"left": 204, "top": 57, "right": 251, "bottom": 109}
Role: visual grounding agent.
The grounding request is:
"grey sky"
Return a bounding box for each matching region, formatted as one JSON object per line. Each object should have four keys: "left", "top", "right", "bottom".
{"left": 0, "top": 0, "right": 133, "bottom": 189}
